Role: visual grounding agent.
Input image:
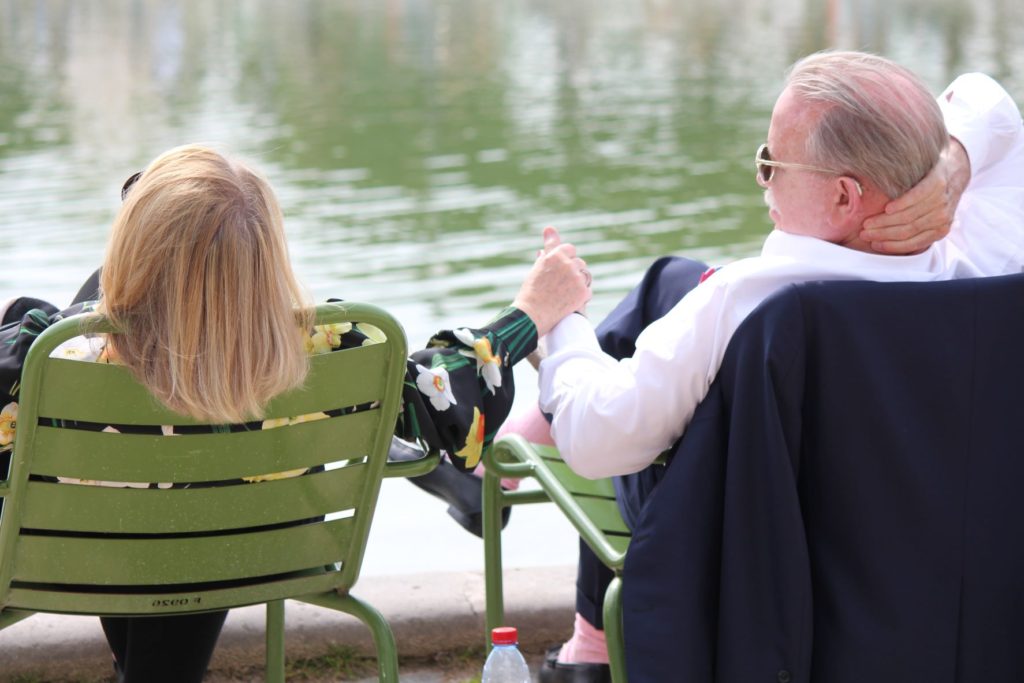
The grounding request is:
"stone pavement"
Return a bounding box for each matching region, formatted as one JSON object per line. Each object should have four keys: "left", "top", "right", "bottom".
{"left": 0, "top": 565, "right": 575, "bottom": 682}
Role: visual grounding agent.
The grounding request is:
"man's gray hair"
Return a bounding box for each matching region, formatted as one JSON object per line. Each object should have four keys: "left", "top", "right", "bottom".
{"left": 787, "top": 51, "right": 947, "bottom": 199}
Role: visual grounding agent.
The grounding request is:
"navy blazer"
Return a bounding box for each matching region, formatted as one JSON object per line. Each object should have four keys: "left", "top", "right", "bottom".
{"left": 622, "top": 273, "right": 1024, "bottom": 682}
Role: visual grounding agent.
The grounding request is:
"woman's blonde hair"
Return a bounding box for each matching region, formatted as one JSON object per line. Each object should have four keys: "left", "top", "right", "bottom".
{"left": 100, "top": 144, "right": 313, "bottom": 423}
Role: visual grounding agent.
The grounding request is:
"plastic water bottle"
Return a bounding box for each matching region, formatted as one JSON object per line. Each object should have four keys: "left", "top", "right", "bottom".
{"left": 482, "top": 626, "right": 530, "bottom": 682}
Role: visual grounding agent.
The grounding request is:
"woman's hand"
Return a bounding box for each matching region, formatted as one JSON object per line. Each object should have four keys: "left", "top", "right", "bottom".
{"left": 860, "top": 138, "right": 971, "bottom": 254}
{"left": 512, "top": 226, "right": 592, "bottom": 337}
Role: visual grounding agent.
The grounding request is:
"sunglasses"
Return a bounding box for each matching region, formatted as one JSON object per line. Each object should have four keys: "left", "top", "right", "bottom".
{"left": 120, "top": 171, "right": 143, "bottom": 201}
{"left": 755, "top": 143, "right": 863, "bottom": 196}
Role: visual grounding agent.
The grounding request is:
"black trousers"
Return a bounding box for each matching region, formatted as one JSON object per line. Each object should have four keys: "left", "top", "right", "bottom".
{"left": 100, "top": 612, "right": 228, "bottom": 683}
{"left": 575, "top": 256, "right": 707, "bottom": 628}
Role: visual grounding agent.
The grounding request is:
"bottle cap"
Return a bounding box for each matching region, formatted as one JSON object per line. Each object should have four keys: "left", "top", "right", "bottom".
{"left": 491, "top": 626, "right": 518, "bottom": 645}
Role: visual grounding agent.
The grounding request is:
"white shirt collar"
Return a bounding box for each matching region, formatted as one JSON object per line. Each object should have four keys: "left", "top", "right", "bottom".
{"left": 760, "top": 229, "right": 944, "bottom": 280}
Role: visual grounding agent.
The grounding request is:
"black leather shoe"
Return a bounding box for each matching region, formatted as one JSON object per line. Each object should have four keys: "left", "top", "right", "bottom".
{"left": 539, "top": 645, "right": 611, "bottom": 683}
{"left": 388, "top": 438, "right": 511, "bottom": 538}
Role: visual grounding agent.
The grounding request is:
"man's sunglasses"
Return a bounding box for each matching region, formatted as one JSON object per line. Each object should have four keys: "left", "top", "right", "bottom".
{"left": 755, "top": 143, "right": 863, "bottom": 196}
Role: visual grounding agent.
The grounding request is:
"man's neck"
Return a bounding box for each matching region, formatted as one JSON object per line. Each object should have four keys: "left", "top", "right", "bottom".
{"left": 836, "top": 232, "right": 878, "bottom": 254}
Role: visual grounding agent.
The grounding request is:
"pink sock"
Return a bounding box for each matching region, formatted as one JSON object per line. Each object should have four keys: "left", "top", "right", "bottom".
{"left": 557, "top": 612, "right": 609, "bottom": 664}
{"left": 473, "top": 403, "right": 556, "bottom": 490}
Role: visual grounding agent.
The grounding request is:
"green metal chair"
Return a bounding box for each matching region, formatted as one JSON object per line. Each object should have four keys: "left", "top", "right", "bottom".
{"left": 0, "top": 302, "right": 435, "bottom": 683}
{"left": 482, "top": 433, "right": 631, "bottom": 683}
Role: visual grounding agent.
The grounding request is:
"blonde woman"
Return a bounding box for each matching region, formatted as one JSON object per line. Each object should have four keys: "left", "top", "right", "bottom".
{"left": 0, "top": 144, "right": 591, "bottom": 682}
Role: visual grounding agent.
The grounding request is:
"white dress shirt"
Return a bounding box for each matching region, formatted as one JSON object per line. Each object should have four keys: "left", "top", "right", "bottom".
{"left": 539, "top": 73, "right": 1024, "bottom": 479}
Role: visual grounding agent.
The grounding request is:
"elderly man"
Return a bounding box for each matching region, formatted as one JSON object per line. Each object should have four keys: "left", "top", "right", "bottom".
{"left": 541, "top": 52, "right": 1024, "bottom": 478}
{"left": 534, "top": 51, "right": 1024, "bottom": 682}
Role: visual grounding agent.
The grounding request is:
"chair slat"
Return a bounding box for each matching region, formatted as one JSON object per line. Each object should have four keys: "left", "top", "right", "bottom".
{"left": 6, "top": 570, "right": 345, "bottom": 616}
{"left": 12, "top": 518, "right": 356, "bottom": 585}
{"left": 19, "top": 465, "right": 369, "bottom": 533}
{"left": 540, "top": 457, "right": 618, "bottom": 498}
{"left": 36, "top": 343, "right": 392, "bottom": 425}
{"left": 573, "top": 497, "right": 632, "bottom": 536}
{"left": 265, "top": 343, "right": 394, "bottom": 417}
{"left": 28, "top": 409, "right": 381, "bottom": 482}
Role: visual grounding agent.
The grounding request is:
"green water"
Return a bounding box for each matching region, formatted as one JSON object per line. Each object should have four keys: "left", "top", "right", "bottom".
{"left": 3, "top": 0, "right": 1021, "bottom": 342}
{"left": 1, "top": 0, "right": 1022, "bottom": 571}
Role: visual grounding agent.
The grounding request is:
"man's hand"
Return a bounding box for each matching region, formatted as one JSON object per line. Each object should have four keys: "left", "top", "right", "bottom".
{"left": 860, "top": 138, "right": 971, "bottom": 254}
{"left": 512, "top": 226, "right": 592, "bottom": 337}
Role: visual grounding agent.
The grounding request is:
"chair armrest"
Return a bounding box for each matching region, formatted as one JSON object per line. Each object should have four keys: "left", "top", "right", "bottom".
{"left": 383, "top": 449, "right": 440, "bottom": 478}
{"left": 484, "top": 443, "right": 537, "bottom": 481}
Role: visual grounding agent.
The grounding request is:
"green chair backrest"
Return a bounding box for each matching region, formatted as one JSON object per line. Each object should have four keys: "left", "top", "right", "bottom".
{"left": 0, "top": 301, "right": 407, "bottom": 618}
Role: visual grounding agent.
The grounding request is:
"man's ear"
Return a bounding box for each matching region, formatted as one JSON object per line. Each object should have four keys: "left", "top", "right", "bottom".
{"left": 836, "top": 176, "right": 862, "bottom": 209}
{"left": 831, "top": 178, "right": 872, "bottom": 249}
{"left": 830, "top": 176, "right": 864, "bottom": 227}
{"left": 827, "top": 176, "right": 867, "bottom": 245}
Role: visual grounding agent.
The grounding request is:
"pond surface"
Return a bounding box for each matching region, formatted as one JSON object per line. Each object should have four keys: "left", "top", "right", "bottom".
{"left": 1, "top": 0, "right": 1022, "bottom": 574}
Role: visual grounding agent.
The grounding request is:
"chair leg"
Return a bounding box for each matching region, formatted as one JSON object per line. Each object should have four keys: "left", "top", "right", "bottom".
{"left": 482, "top": 467, "right": 506, "bottom": 650}
{"left": 301, "top": 591, "right": 399, "bottom": 682}
{"left": 603, "top": 577, "right": 627, "bottom": 683}
{"left": 266, "top": 599, "right": 286, "bottom": 683}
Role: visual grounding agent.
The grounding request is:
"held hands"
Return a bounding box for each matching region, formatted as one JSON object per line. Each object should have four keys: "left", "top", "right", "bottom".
{"left": 512, "top": 226, "right": 592, "bottom": 338}
{"left": 860, "top": 138, "right": 971, "bottom": 254}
